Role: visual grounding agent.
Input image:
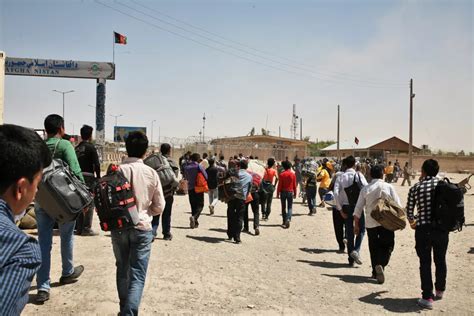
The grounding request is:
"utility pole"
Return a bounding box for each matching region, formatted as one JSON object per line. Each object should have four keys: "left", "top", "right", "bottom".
{"left": 202, "top": 113, "right": 206, "bottom": 143}
{"left": 409, "top": 79, "right": 415, "bottom": 169}
{"left": 151, "top": 119, "right": 156, "bottom": 146}
{"left": 52, "top": 89, "right": 75, "bottom": 122}
{"left": 337, "top": 105, "right": 340, "bottom": 161}
{"left": 300, "top": 118, "right": 303, "bottom": 140}
{"left": 279, "top": 126, "right": 281, "bottom": 138}
{"left": 110, "top": 114, "right": 123, "bottom": 128}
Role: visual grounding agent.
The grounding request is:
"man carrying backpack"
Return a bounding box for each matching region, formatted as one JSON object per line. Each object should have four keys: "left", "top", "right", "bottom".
{"left": 112, "top": 131, "right": 165, "bottom": 315}
{"left": 149, "top": 143, "right": 178, "bottom": 241}
{"left": 354, "top": 165, "right": 401, "bottom": 284}
{"left": 0, "top": 124, "right": 52, "bottom": 314}
{"left": 334, "top": 155, "right": 368, "bottom": 267}
{"left": 243, "top": 165, "right": 262, "bottom": 236}
{"left": 75, "top": 125, "right": 101, "bottom": 236}
{"left": 206, "top": 158, "right": 219, "bottom": 215}
{"left": 34, "top": 114, "right": 86, "bottom": 303}
{"left": 406, "top": 159, "right": 447, "bottom": 310}
{"left": 184, "top": 153, "right": 208, "bottom": 228}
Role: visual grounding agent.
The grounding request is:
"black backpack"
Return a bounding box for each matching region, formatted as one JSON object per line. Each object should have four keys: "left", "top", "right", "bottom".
{"left": 93, "top": 165, "right": 140, "bottom": 231}
{"left": 344, "top": 173, "right": 363, "bottom": 206}
{"left": 218, "top": 169, "right": 244, "bottom": 202}
{"left": 432, "top": 178, "right": 465, "bottom": 232}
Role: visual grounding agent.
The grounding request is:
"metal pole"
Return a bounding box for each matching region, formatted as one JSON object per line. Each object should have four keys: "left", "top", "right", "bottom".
{"left": 62, "top": 93, "right": 65, "bottom": 119}
{"left": 409, "top": 79, "right": 414, "bottom": 169}
{"left": 337, "top": 105, "right": 340, "bottom": 161}
{"left": 300, "top": 117, "right": 303, "bottom": 140}
{"left": 151, "top": 120, "right": 156, "bottom": 145}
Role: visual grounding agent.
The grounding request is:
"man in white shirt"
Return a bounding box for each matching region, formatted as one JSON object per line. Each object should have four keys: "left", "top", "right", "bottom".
{"left": 354, "top": 164, "right": 401, "bottom": 284}
{"left": 334, "top": 156, "right": 368, "bottom": 266}
{"left": 112, "top": 131, "right": 165, "bottom": 315}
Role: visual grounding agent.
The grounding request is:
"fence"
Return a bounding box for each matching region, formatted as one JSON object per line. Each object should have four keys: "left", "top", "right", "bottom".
{"left": 386, "top": 153, "right": 474, "bottom": 173}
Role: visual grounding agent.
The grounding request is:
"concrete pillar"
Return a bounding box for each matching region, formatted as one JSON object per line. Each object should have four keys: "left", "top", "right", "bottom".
{"left": 96, "top": 78, "right": 106, "bottom": 145}
{"left": 0, "top": 52, "right": 5, "bottom": 124}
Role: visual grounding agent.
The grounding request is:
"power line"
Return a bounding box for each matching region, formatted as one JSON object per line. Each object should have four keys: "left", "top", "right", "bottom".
{"left": 97, "top": 0, "right": 406, "bottom": 88}
{"left": 129, "top": 0, "right": 406, "bottom": 86}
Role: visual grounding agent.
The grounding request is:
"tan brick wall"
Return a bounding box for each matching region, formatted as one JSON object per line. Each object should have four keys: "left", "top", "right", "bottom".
{"left": 386, "top": 154, "right": 474, "bottom": 173}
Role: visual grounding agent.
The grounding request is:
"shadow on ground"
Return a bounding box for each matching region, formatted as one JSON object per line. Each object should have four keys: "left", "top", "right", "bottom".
{"left": 297, "top": 259, "right": 351, "bottom": 269}
{"left": 186, "top": 235, "right": 225, "bottom": 244}
{"left": 468, "top": 247, "right": 474, "bottom": 254}
{"left": 322, "top": 273, "right": 377, "bottom": 284}
{"left": 208, "top": 228, "right": 227, "bottom": 233}
{"left": 300, "top": 247, "right": 340, "bottom": 254}
{"left": 359, "top": 291, "right": 421, "bottom": 313}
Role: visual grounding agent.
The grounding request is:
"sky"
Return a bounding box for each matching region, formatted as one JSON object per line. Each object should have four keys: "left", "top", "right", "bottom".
{"left": 1, "top": 0, "right": 472, "bottom": 152}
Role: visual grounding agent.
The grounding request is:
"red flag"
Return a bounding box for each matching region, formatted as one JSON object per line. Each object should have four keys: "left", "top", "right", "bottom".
{"left": 354, "top": 137, "right": 359, "bottom": 145}
{"left": 114, "top": 32, "right": 127, "bottom": 45}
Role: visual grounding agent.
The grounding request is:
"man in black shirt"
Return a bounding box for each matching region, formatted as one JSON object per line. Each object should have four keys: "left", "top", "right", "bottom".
{"left": 206, "top": 158, "right": 219, "bottom": 215}
{"left": 75, "top": 125, "right": 101, "bottom": 236}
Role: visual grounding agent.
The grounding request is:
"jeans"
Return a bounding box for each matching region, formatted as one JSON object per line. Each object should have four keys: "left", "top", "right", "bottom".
{"left": 111, "top": 228, "right": 154, "bottom": 315}
{"left": 227, "top": 199, "right": 245, "bottom": 240}
{"left": 152, "top": 195, "right": 173, "bottom": 237}
{"left": 188, "top": 189, "right": 204, "bottom": 224}
{"left": 332, "top": 207, "right": 346, "bottom": 250}
{"left": 259, "top": 189, "right": 274, "bottom": 218}
{"left": 35, "top": 205, "right": 75, "bottom": 291}
{"left": 306, "top": 186, "right": 317, "bottom": 211}
{"left": 318, "top": 187, "right": 329, "bottom": 202}
{"left": 367, "top": 226, "right": 395, "bottom": 275}
{"left": 415, "top": 225, "right": 449, "bottom": 299}
{"left": 342, "top": 204, "right": 366, "bottom": 264}
{"left": 243, "top": 192, "right": 260, "bottom": 230}
{"left": 280, "top": 191, "right": 293, "bottom": 223}
{"left": 208, "top": 188, "right": 219, "bottom": 208}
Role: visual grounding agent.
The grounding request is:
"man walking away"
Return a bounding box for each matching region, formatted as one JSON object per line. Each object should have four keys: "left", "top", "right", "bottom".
{"left": 277, "top": 160, "right": 297, "bottom": 229}
{"left": 384, "top": 161, "right": 394, "bottom": 183}
{"left": 35, "top": 114, "right": 85, "bottom": 303}
{"left": 206, "top": 158, "right": 219, "bottom": 215}
{"left": 236, "top": 160, "right": 252, "bottom": 241}
{"left": 354, "top": 165, "right": 401, "bottom": 284}
{"left": 317, "top": 162, "right": 333, "bottom": 208}
{"left": 329, "top": 161, "right": 346, "bottom": 253}
{"left": 334, "top": 155, "right": 368, "bottom": 266}
{"left": 0, "top": 124, "right": 52, "bottom": 314}
{"left": 293, "top": 158, "right": 304, "bottom": 203}
{"left": 305, "top": 171, "right": 317, "bottom": 215}
{"left": 112, "top": 131, "right": 165, "bottom": 315}
{"left": 75, "top": 124, "right": 100, "bottom": 236}
{"left": 407, "top": 159, "right": 446, "bottom": 310}
{"left": 184, "top": 153, "right": 208, "bottom": 228}
{"left": 217, "top": 154, "right": 228, "bottom": 170}
{"left": 243, "top": 166, "right": 262, "bottom": 236}
{"left": 401, "top": 162, "right": 412, "bottom": 186}
{"left": 200, "top": 152, "right": 209, "bottom": 169}
{"left": 260, "top": 158, "right": 278, "bottom": 220}
{"left": 151, "top": 143, "right": 178, "bottom": 240}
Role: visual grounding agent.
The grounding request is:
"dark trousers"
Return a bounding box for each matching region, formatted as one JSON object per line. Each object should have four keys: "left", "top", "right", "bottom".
{"left": 332, "top": 207, "right": 346, "bottom": 250}
{"left": 75, "top": 175, "right": 95, "bottom": 233}
{"left": 152, "top": 195, "right": 173, "bottom": 237}
{"left": 227, "top": 199, "right": 245, "bottom": 240}
{"left": 244, "top": 192, "right": 260, "bottom": 230}
{"left": 280, "top": 191, "right": 293, "bottom": 223}
{"left": 306, "top": 186, "right": 317, "bottom": 211}
{"left": 259, "top": 190, "right": 274, "bottom": 218}
{"left": 188, "top": 189, "right": 204, "bottom": 224}
{"left": 415, "top": 225, "right": 449, "bottom": 299}
{"left": 401, "top": 176, "right": 411, "bottom": 186}
{"left": 343, "top": 204, "right": 366, "bottom": 264}
{"left": 318, "top": 187, "right": 329, "bottom": 201}
{"left": 367, "top": 226, "right": 395, "bottom": 275}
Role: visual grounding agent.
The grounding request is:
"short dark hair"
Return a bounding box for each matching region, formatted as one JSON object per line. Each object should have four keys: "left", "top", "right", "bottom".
{"left": 80, "top": 125, "right": 93, "bottom": 140}
{"left": 0, "top": 125, "right": 52, "bottom": 194}
{"left": 282, "top": 160, "right": 292, "bottom": 170}
{"left": 267, "top": 157, "right": 275, "bottom": 167}
{"left": 422, "top": 159, "right": 439, "bottom": 176}
{"left": 208, "top": 158, "right": 215, "bottom": 166}
{"left": 44, "top": 114, "right": 64, "bottom": 135}
{"left": 125, "top": 131, "right": 148, "bottom": 158}
{"left": 345, "top": 156, "right": 356, "bottom": 168}
{"left": 160, "top": 143, "right": 171, "bottom": 155}
{"left": 191, "top": 153, "right": 201, "bottom": 162}
{"left": 370, "top": 164, "right": 384, "bottom": 179}
{"left": 219, "top": 155, "right": 225, "bottom": 160}
{"left": 202, "top": 153, "right": 208, "bottom": 159}
{"left": 239, "top": 159, "right": 248, "bottom": 170}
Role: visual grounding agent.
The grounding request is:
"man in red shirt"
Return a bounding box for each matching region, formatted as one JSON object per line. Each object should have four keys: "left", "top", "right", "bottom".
{"left": 276, "top": 160, "right": 297, "bottom": 228}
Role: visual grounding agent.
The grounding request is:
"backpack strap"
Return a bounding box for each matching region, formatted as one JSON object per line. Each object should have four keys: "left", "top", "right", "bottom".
{"left": 51, "top": 138, "right": 62, "bottom": 158}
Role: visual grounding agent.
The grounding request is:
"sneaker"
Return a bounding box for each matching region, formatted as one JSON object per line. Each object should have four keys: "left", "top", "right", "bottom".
{"left": 417, "top": 298, "right": 433, "bottom": 310}
{"left": 81, "top": 229, "right": 98, "bottom": 237}
{"left": 312, "top": 208, "right": 317, "bottom": 215}
{"left": 59, "top": 265, "right": 84, "bottom": 284}
{"left": 242, "top": 228, "right": 250, "bottom": 233}
{"left": 350, "top": 251, "right": 363, "bottom": 265}
{"left": 285, "top": 220, "right": 290, "bottom": 229}
{"left": 163, "top": 234, "right": 173, "bottom": 241}
{"left": 254, "top": 228, "right": 260, "bottom": 236}
{"left": 209, "top": 205, "right": 214, "bottom": 215}
{"left": 234, "top": 238, "right": 241, "bottom": 244}
{"left": 36, "top": 290, "right": 50, "bottom": 303}
{"left": 435, "top": 290, "right": 444, "bottom": 300}
{"left": 189, "top": 216, "right": 195, "bottom": 229}
{"left": 337, "top": 247, "right": 345, "bottom": 254}
{"left": 375, "top": 265, "right": 385, "bottom": 284}
{"left": 308, "top": 211, "right": 313, "bottom": 216}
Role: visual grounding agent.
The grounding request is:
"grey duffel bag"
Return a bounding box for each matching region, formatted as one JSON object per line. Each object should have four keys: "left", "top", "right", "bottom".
{"left": 36, "top": 159, "right": 93, "bottom": 224}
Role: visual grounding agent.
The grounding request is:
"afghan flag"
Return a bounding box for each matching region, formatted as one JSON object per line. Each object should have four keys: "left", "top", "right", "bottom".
{"left": 114, "top": 32, "right": 127, "bottom": 45}
{"left": 354, "top": 137, "right": 359, "bottom": 145}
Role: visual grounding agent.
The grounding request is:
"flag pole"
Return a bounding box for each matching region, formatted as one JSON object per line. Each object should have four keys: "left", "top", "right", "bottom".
{"left": 112, "top": 31, "right": 115, "bottom": 64}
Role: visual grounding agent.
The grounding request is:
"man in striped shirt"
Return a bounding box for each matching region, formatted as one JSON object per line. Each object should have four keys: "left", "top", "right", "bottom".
{"left": 0, "top": 124, "right": 52, "bottom": 315}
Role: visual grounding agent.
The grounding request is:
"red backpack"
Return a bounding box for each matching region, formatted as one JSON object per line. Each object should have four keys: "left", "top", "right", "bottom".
{"left": 248, "top": 171, "right": 262, "bottom": 193}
